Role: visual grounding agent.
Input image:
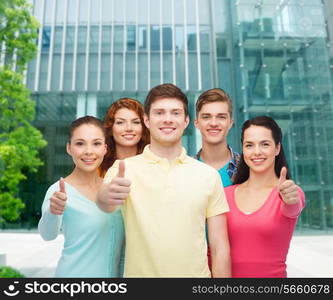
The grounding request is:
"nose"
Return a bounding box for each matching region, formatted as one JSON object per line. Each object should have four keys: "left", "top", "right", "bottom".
{"left": 84, "top": 144, "right": 93, "bottom": 155}
{"left": 254, "top": 145, "right": 261, "bottom": 155}
{"left": 125, "top": 122, "right": 133, "bottom": 131}
{"left": 164, "top": 112, "right": 172, "bottom": 123}
{"left": 209, "top": 117, "right": 218, "bottom": 127}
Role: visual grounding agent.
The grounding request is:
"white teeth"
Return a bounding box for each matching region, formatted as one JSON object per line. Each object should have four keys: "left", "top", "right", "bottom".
{"left": 161, "top": 128, "right": 174, "bottom": 133}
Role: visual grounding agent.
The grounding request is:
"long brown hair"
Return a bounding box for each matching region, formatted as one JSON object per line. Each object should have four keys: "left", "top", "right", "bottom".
{"left": 99, "top": 98, "right": 150, "bottom": 177}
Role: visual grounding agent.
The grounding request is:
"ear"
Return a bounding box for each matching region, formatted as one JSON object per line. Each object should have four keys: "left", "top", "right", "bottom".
{"left": 275, "top": 142, "right": 281, "bottom": 156}
{"left": 143, "top": 113, "right": 150, "bottom": 129}
{"left": 66, "top": 142, "right": 71, "bottom": 156}
{"left": 103, "top": 143, "right": 107, "bottom": 156}
{"left": 228, "top": 118, "right": 234, "bottom": 130}
{"left": 194, "top": 118, "right": 198, "bottom": 129}
{"left": 184, "top": 115, "right": 190, "bottom": 129}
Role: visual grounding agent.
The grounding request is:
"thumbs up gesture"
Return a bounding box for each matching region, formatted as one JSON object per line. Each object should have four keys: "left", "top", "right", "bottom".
{"left": 277, "top": 167, "right": 300, "bottom": 205}
{"left": 106, "top": 160, "right": 131, "bottom": 207}
{"left": 50, "top": 178, "right": 67, "bottom": 215}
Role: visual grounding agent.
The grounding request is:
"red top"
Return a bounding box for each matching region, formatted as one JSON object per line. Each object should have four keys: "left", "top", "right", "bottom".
{"left": 225, "top": 184, "right": 305, "bottom": 278}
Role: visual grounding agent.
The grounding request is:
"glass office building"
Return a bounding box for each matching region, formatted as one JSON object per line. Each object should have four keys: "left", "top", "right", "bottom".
{"left": 13, "top": 0, "right": 333, "bottom": 231}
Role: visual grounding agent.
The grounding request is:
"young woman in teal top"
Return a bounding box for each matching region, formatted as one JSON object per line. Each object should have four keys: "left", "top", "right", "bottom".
{"left": 39, "top": 99, "right": 149, "bottom": 277}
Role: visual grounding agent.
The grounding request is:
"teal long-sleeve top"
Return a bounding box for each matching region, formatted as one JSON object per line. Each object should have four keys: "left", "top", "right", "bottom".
{"left": 38, "top": 181, "right": 125, "bottom": 278}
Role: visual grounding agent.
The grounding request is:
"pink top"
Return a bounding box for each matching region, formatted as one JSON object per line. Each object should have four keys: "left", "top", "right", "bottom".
{"left": 225, "top": 184, "right": 305, "bottom": 278}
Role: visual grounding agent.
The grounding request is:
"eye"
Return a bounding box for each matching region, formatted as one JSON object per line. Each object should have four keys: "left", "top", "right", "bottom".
{"left": 94, "top": 142, "right": 103, "bottom": 146}
{"left": 75, "top": 142, "right": 84, "bottom": 146}
{"left": 133, "top": 120, "right": 141, "bottom": 124}
{"left": 244, "top": 144, "right": 252, "bottom": 148}
{"left": 115, "top": 121, "right": 124, "bottom": 125}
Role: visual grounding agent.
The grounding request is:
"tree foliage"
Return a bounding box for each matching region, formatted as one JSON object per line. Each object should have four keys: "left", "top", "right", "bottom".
{"left": 0, "top": 0, "right": 47, "bottom": 222}
{"left": 0, "top": 266, "right": 25, "bottom": 278}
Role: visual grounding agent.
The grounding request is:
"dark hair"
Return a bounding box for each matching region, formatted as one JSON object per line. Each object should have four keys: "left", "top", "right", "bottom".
{"left": 233, "top": 116, "right": 290, "bottom": 184}
{"left": 99, "top": 98, "right": 150, "bottom": 177}
{"left": 144, "top": 83, "right": 189, "bottom": 116}
{"left": 196, "top": 88, "right": 233, "bottom": 117}
{"left": 69, "top": 116, "right": 105, "bottom": 142}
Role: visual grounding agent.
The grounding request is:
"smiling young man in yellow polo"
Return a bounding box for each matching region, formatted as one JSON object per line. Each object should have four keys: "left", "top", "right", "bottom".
{"left": 97, "top": 84, "right": 231, "bottom": 278}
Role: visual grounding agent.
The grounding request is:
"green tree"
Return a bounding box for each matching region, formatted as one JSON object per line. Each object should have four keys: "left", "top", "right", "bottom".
{"left": 0, "top": 266, "right": 25, "bottom": 278}
{"left": 0, "top": 0, "right": 47, "bottom": 223}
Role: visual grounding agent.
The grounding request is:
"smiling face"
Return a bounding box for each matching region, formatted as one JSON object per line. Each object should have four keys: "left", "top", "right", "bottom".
{"left": 242, "top": 125, "right": 281, "bottom": 175}
{"left": 144, "top": 98, "right": 189, "bottom": 147}
{"left": 195, "top": 101, "right": 233, "bottom": 146}
{"left": 67, "top": 124, "right": 107, "bottom": 173}
{"left": 112, "top": 108, "right": 143, "bottom": 148}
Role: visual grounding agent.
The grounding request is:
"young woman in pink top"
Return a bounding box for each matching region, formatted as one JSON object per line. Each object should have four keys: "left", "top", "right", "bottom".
{"left": 225, "top": 116, "right": 305, "bottom": 277}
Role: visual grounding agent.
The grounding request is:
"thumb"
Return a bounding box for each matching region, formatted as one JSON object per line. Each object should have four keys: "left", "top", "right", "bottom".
{"left": 117, "top": 160, "right": 125, "bottom": 178}
{"left": 59, "top": 177, "right": 66, "bottom": 193}
{"left": 278, "top": 167, "right": 287, "bottom": 187}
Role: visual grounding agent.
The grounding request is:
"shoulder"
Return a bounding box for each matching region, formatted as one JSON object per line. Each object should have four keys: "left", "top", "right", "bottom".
{"left": 103, "top": 155, "right": 145, "bottom": 180}
{"left": 184, "top": 156, "right": 222, "bottom": 186}
{"left": 106, "top": 154, "right": 144, "bottom": 170}
{"left": 121, "top": 154, "right": 145, "bottom": 171}
{"left": 123, "top": 153, "right": 144, "bottom": 164}
{"left": 224, "top": 184, "right": 238, "bottom": 197}
{"left": 185, "top": 156, "right": 214, "bottom": 170}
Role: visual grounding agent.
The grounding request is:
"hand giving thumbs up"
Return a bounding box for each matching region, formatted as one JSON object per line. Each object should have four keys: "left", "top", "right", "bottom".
{"left": 107, "top": 160, "right": 131, "bottom": 207}
{"left": 277, "top": 167, "right": 300, "bottom": 205}
{"left": 50, "top": 178, "right": 67, "bottom": 215}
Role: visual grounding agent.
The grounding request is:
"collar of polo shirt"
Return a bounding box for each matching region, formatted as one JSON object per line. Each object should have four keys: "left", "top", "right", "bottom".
{"left": 142, "top": 145, "right": 187, "bottom": 164}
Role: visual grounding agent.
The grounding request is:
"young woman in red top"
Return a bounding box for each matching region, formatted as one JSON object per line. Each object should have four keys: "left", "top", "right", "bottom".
{"left": 226, "top": 116, "right": 305, "bottom": 277}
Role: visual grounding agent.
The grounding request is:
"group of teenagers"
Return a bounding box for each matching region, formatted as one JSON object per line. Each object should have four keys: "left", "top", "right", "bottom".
{"left": 38, "top": 83, "right": 305, "bottom": 278}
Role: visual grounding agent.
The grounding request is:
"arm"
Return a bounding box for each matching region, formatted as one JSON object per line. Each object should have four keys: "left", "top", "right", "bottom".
{"left": 280, "top": 188, "right": 305, "bottom": 218}
{"left": 207, "top": 213, "right": 231, "bottom": 278}
{"left": 38, "top": 206, "right": 62, "bottom": 241}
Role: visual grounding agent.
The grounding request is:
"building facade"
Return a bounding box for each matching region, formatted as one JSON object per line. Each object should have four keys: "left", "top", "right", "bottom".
{"left": 13, "top": 0, "right": 333, "bottom": 231}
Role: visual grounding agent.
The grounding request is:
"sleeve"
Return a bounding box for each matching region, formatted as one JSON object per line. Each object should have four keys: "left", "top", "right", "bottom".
{"left": 38, "top": 182, "right": 63, "bottom": 241}
{"left": 280, "top": 187, "right": 305, "bottom": 219}
{"left": 206, "top": 170, "right": 230, "bottom": 218}
{"left": 103, "top": 160, "right": 120, "bottom": 184}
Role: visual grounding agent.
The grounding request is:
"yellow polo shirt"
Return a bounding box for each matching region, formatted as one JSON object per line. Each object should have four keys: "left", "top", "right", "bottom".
{"left": 104, "top": 145, "right": 229, "bottom": 277}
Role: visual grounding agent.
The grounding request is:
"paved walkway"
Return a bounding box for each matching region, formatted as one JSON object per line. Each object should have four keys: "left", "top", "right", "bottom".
{"left": 0, "top": 231, "right": 333, "bottom": 277}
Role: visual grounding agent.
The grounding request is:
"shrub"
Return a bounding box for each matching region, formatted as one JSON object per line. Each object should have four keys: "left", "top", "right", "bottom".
{"left": 0, "top": 266, "right": 25, "bottom": 278}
